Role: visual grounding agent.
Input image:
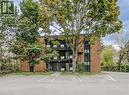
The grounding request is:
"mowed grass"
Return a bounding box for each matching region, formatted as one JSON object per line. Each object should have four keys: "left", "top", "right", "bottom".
{"left": 1, "top": 71, "right": 101, "bottom": 76}
{"left": 7, "top": 72, "right": 54, "bottom": 76}
{"left": 61, "top": 72, "right": 99, "bottom": 76}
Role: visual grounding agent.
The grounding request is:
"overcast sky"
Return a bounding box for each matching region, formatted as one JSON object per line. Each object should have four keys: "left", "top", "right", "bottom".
{"left": 13, "top": 0, "right": 129, "bottom": 48}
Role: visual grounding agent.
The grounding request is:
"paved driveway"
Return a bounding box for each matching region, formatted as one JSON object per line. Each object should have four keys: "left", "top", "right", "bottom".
{"left": 0, "top": 72, "right": 129, "bottom": 95}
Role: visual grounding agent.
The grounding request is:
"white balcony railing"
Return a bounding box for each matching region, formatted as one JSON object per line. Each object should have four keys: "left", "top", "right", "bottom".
{"left": 61, "top": 56, "right": 65, "bottom": 59}
{"left": 53, "top": 45, "right": 57, "bottom": 48}
{"left": 70, "top": 55, "right": 73, "bottom": 59}
{"left": 60, "top": 44, "right": 65, "bottom": 48}
{"left": 54, "top": 56, "right": 58, "bottom": 59}
{"left": 47, "top": 44, "right": 51, "bottom": 48}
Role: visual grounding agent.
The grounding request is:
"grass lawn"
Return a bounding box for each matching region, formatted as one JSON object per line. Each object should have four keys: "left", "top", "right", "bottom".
{"left": 1, "top": 71, "right": 101, "bottom": 76}
{"left": 7, "top": 72, "right": 54, "bottom": 76}
{"left": 60, "top": 72, "right": 100, "bottom": 76}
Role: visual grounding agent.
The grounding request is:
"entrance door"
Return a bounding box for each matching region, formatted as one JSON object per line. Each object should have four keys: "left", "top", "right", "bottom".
{"left": 49, "top": 63, "right": 61, "bottom": 72}
{"left": 49, "top": 63, "right": 71, "bottom": 72}
{"left": 30, "top": 65, "right": 34, "bottom": 72}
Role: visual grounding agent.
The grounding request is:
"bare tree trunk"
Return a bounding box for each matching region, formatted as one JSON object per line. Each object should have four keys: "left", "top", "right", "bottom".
{"left": 118, "top": 59, "right": 122, "bottom": 71}
{"left": 72, "top": 49, "right": 78, "bottom": 72}
{"left": 117, "top": 53, "right": 124, "bottom": 71}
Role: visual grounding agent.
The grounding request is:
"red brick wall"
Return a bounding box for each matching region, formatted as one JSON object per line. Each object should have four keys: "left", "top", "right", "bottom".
{"left": 77, "top": 53, "right": 84, "bottom": 64}
{"left": 77, "top": 37, "right": 101, "bottom": 73}
{"left": 35, "top": 61, "right": 46, "bottom": 72}
{"left": 20, "top": 37, "right": 47, "bottom": 72}
{"left": 20, "top": 61, "right": 46, "bottom": 72}
{"left": 20, "top": 60, "right": 29, "bottom": 72}
{"left": 90, "top": 41, "right": 101, "bottom": 73}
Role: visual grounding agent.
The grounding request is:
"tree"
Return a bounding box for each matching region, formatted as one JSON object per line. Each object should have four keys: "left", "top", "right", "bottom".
{"left": 39, "top": 0, "right": 122, "bottom": 72}
{"left": 10, "top": 0, "right": 42, "bottom": 72}
{"left": 18, "top": 43, "right": 58, "bottom": 72}
{"left": 0, "top": 0, "right": 20, "bottom": 72}
{"left": 0, "top": 0, "right": 17, "bottom": 62}
{"left": 11, "top": 0, "right": 58, "bottom": 72}
{"left": 11, "top": 0, "right": 39, "bottom": 58}
{"left": 101, "top": 45, "right": 116, "bottom": 66}
{"left": 114, "top": 29, "right": 129, "bottom": 71}
{"left": 0, "top": 0, "right": 16, "bottom": 46}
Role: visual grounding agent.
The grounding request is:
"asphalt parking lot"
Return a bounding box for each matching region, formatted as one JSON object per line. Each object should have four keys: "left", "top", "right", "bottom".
{"left": 0, "top": 72, "right": 129, "bottom": 95}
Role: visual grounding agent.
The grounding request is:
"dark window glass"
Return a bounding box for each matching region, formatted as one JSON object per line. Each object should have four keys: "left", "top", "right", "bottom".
{"left": 84, "top": 41, "right": 90, "bottom": 72}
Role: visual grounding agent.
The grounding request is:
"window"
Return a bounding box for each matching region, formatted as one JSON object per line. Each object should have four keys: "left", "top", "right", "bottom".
{"left": 85, "top": 49, "right": 90, "bottom": 53}
{"left": 84, "top": 62, "right": 90, "bottom": 65}
{"left": 84, "top": 53, "right": 90, "bottom": 62}
{"left": 84, "top": 41, "right": 90, "bottom": 72}
{"left": 59, "top": 51, "right": 65, "bottom": 59}
{"left": 60, "top": 42, "right": 66, "bottom": 48}
{"left": 65, "top": 51, "right": 69, "bottom": 59}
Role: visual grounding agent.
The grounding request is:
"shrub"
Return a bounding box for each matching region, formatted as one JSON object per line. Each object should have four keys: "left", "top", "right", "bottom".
{"left": 0, "top": 59, "right": 20, "bottom": 74}
{"left": 101, "top": 64, "right": 129, "bottom": 72}
{"left": 76, "top": 62, "right": 85, "bottom": 73}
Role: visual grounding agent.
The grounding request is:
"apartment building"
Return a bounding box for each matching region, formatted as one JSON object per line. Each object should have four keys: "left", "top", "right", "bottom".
{"left": 20, "top": 35, "right": 101, "bottom": 73}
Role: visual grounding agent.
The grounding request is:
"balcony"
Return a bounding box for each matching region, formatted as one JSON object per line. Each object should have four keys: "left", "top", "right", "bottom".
{"left": 51, "top": 44, "right": 71, "bottom": 51}
{"left": 49, "top": 55, "right": 72, "bottom": 63}
{"left": 49, "top": 58, "right": 72, "bottom": 63}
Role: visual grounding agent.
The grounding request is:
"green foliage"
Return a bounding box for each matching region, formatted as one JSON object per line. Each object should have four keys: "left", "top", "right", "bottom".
{"left": 20, "top": 0, "right": 39, "bottom": 23}
{"left": 25, "top": 44, "right": 42, "bottom": 65}
{"left": 0, "top": 59, "right": 20, "bottom": 73}
{"left": 39, "top": 0, "right": 122, "bottom": 39}
{"left": 39, "top": 0, "right": 122, "bottom": 72}
{"left": 10, "top": 0, "right": 58, "bottom": 69}
{"left": 101, "top": 64, "right": 129, "bottom": 72}
{"left": 47, "top": 38, "right": 60, "bottom": 46}
{"left": 41, "top": 50, "right": 58, "bottom": 63}
{"left": 1, "top": 0, "right": 123, "bottom": 73}
{"left": 0, "top": 10, "right": 17, "bottom": 47}
{"left": 17, "top": 0, "right": 39, "bottom": 44}
{"left": 11, "top": 42, "right": 58, "bottom": 66}
{"left": 76, "top": 62, "right": 85, "bottom": 73}
{"left": 101, "top": 45, "right": 116, "bottom": 66}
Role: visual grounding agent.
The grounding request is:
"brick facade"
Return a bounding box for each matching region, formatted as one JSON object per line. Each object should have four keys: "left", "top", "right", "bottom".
{"left": 20, "top": 36, "right": 101, "bottom": 72}
{"left": 90, "top": 41, "right": 101, "bottom": 73}
{"left": 20, "top": 61, "right": 46, "bottom": 72}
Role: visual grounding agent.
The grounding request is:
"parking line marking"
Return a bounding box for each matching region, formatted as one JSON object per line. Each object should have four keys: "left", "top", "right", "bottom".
{"left": 73, "top": 76, "right": 82, "bottom": 82}
{"left": 50, "top": 77, "right": 56, "bottom": 82}
{"left": 38, "top": 76, "right": 52, "bottom": 82}
{"left": 77, "top": 76, "right": 82, "bottom": 82}
{"left": 106, "top": 75, "right": 116, "bottom": 82}
{"left": 72, "top": 76, "right": 75, "bottom": 80}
